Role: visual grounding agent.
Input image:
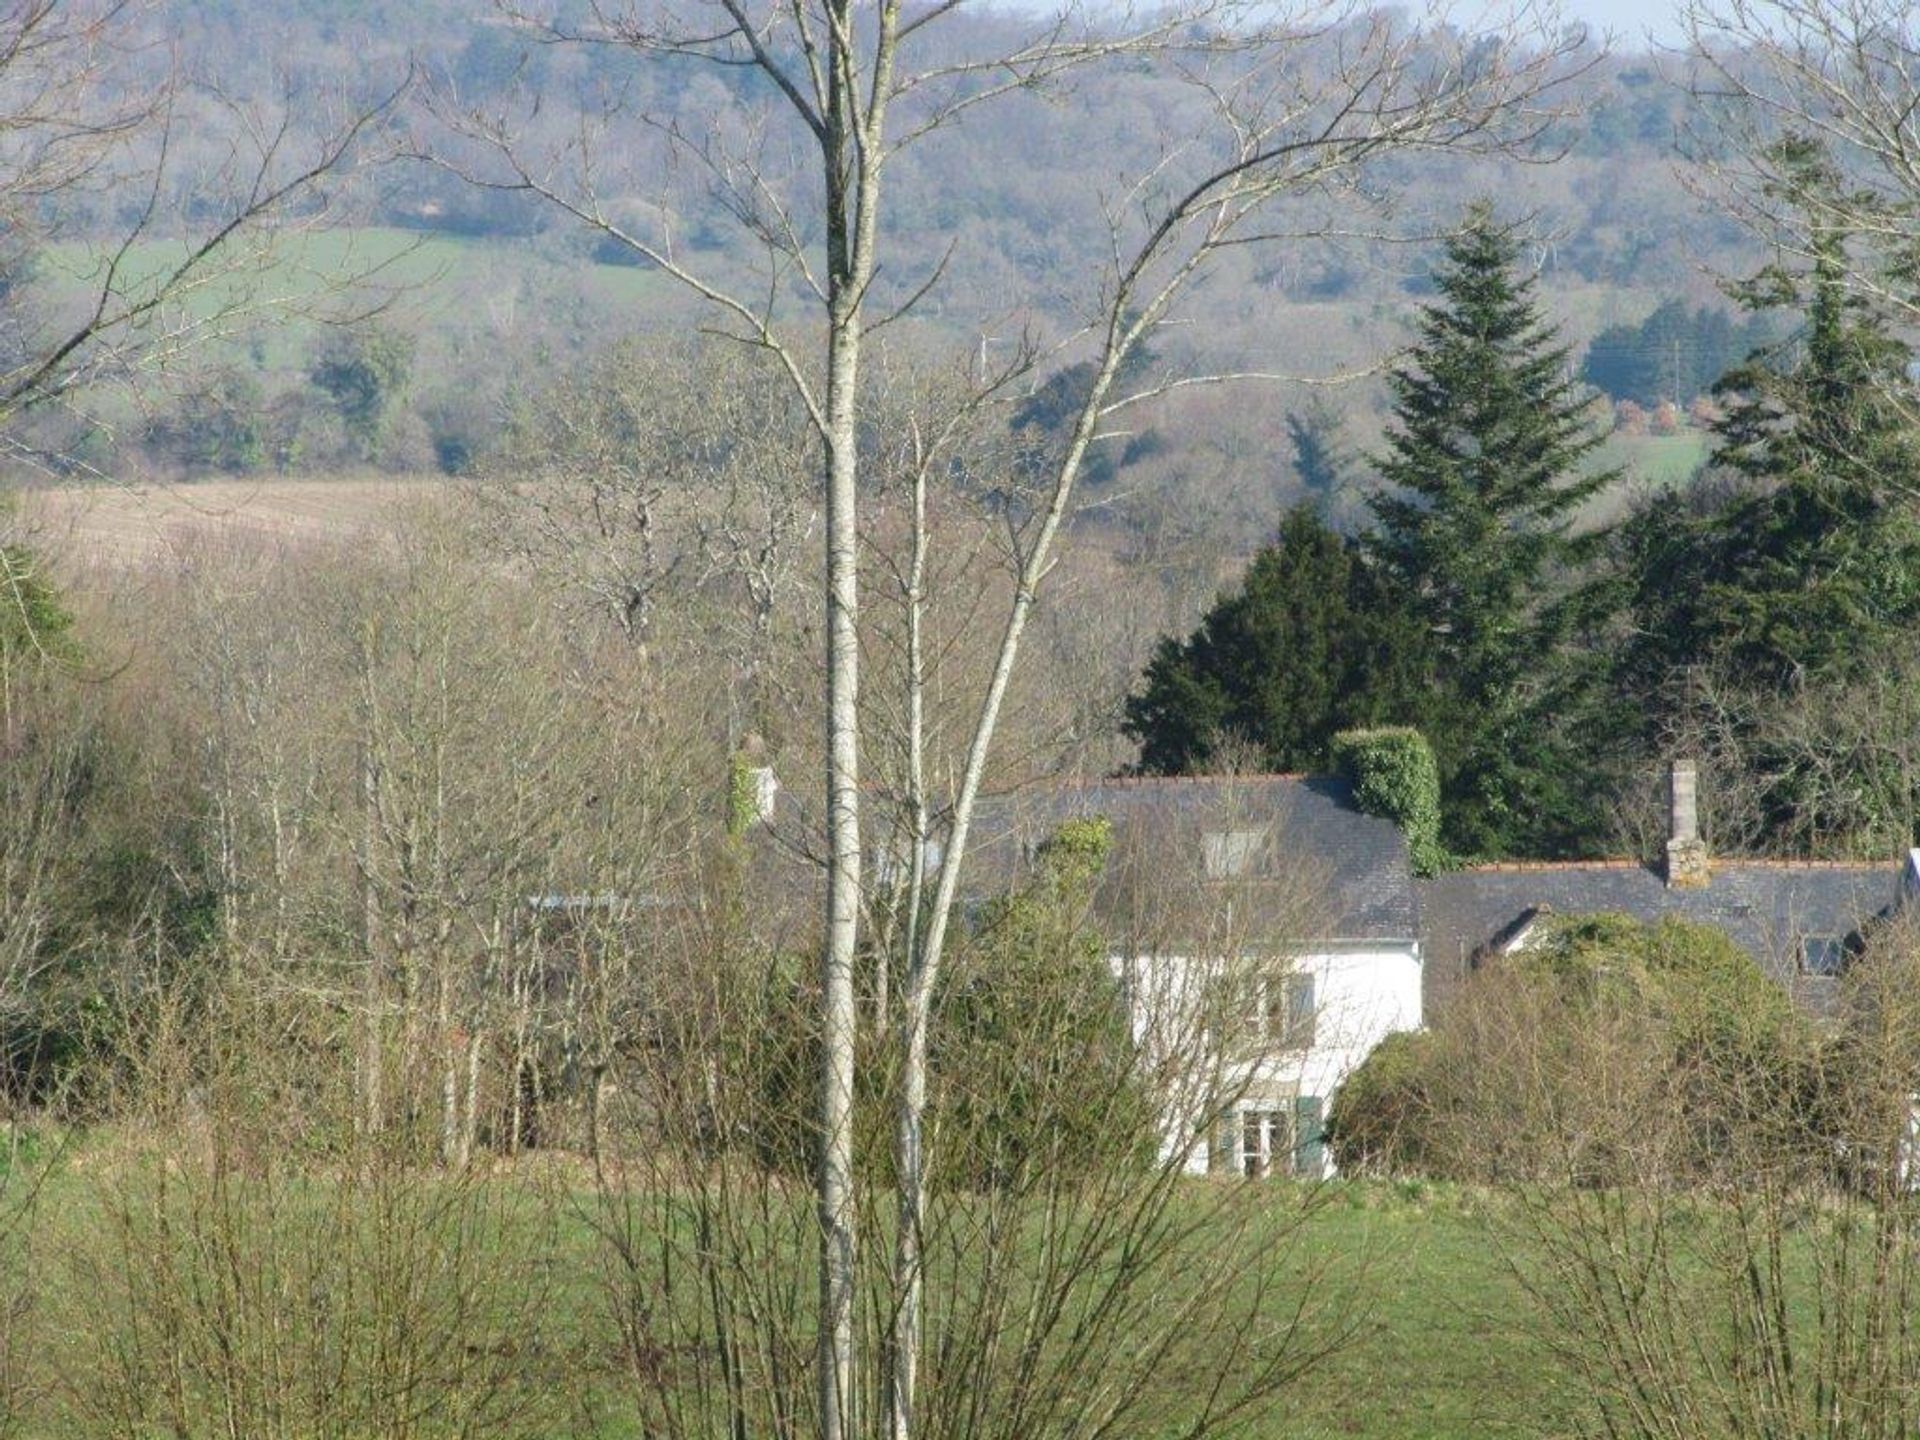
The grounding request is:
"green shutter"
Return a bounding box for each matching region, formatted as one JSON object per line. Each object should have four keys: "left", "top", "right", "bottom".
{"left": 1210, "top": 1109, "right": 1236, "bottom": 1174}
{"left": 1293, "top": 1095, "right": 1325, "bottom": 1177}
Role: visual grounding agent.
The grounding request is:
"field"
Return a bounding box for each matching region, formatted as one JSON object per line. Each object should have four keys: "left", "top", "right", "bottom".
{"left": 1, "top": 1144, "right": 1580, "bottom": 1440}
{"left": 1602, "top": 430, "right": 1711, "bottom": 489}
{"left": 39, "top": 225, "right": 710, "bottom": 375}
{"left": 16, "top": 474, "right": 447, "bottom": 572}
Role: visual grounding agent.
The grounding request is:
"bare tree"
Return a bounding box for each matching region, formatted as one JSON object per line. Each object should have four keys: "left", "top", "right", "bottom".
{"left": 429, "top": 3, "right": 1589, "bottom": 1433}
{"left": 1684, "top": 0, "right": 1920, "bottom": 327}
{"left": 585, "top": 788, "right": 1361, "bottom": 1440}
{"left": 478, "top": 337, "right": 818, "bottom": 733}
{"left": 1482, "top": 920, "right": 1920, "bottom": 1440}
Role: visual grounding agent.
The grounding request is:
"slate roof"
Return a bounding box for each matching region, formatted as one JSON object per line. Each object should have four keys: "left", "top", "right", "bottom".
{"left": 1418, "top": 860, "right": 1901, "bottom": 1015}
{"left": 967, "top": 775, "right": 1419, "bottom": 946}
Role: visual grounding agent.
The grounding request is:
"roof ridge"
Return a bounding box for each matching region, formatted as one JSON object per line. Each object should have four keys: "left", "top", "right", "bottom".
{"left": 1045, "top": 771, "right": 1318, "bottom": 788}
{"left": 1454, "top": 857, "right": 1891, "bottom": 875}
{"left": 1716, "top": 858, "right": 1889, "bottom": 871}
{"left": 1464, "top": 860, "right": 1648, "bottom": 873}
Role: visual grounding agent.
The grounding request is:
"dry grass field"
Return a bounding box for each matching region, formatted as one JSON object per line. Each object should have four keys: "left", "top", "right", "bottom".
{"left": 15, "top": 475, "right": 450, "bottom": 570}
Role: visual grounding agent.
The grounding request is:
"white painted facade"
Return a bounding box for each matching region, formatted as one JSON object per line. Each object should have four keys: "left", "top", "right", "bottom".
{"left": 1113, "top": 939, "right": 1423, "bottom": 1179}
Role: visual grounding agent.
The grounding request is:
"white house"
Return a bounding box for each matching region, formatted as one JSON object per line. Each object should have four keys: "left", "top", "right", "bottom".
{"left": 969, "top": 774, "right": 1423, "bottom": 1179}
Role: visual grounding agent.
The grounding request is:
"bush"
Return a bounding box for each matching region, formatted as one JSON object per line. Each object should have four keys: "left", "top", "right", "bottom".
{"left": 1325, "top": 1029, "right": 1441, "bottom": 1177}
{"left": 308, "top": 325, "right": 415, "bottom": 458}
{"left": 1330, "top": 727, "right": 1446, "bottom": 875}
{"left": 937, "top": 818, "right": 1154, "bottom": 1188}
{"left": 749, "top": 818, "right": 1155, "bottom": 1191}
{"left": 1331, "top": 913, "right": 1804, "bottom": 1183}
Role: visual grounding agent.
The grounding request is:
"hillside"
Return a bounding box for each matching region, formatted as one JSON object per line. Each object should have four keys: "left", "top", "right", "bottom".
{"left": 0, "top": 3, "right": 1768, "bottom": 559}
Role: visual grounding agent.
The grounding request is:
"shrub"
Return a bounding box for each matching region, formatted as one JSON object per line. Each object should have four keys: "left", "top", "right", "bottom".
{"left": 1326, "top": 1029, "right": 1440, "bottom": 1177}
{"left": 749, "top": 817, "right": 1155, "bottom": 1191}
{"left": 1330, "top": 727, "right": 1446, "bottom": 875}
{"left": 937, "top": 817, "right": 1154, "bottom": 1188}
{"left": 1331, "top": 913, "right": 1805, "bottom": 1183}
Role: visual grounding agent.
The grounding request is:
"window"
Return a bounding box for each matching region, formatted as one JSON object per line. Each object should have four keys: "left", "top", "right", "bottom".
{"left": 1801, "top": 935, "right": 1847, "bottom": 977}
{"left": 1203, "top": 828, "right": 1267, "bottom": 879}
{"left": 1240, "top": 1109, "right": 1294, "bottom": 1178}
{"left": 1228, "top": 969, "right": 1317, "bottom": 1051}
{"left": 1232, "top": 1098, "right": 1325, "bottom": 1178}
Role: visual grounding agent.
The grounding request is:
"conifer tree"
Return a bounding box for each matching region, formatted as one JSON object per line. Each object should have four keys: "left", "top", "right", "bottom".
{"left": 1124, "top": 504, "right": 1424, "bottom": 775}
{"left": 1615, "top": 139, "right": 1920, "bottom": 853}
{"left": 1625, "top": 140, "right": 1920, "bottom": 694}
{"left": 1286, "top": 398, "right": 1355, "bottom": 502}
{"left": 1366, "top": 203, "right": 1617, "bottom": 854}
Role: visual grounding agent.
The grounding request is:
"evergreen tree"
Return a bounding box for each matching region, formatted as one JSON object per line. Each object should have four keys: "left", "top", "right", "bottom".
{"left": 1581, "top": 298, "right": 1774, "bottom": 407}
{"left": 1615, "top": 139, "right": 1920, "bottom": 853}
{"left": 1365, "top": 203, "right": 1618, "bottom": 855}
{"left": 1123, "top": 504, "right": 1425, "bottom": 775}
{"left": 1286, "top": 397, "right": 1354, "bottom": 501}
{"left": 1625, "top": 141, "right": 1920, "bottom": 693}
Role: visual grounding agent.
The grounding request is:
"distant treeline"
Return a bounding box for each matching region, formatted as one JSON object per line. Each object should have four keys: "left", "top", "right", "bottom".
{"left": 1580, "top": 299, "right": 1780, "bottom": 407}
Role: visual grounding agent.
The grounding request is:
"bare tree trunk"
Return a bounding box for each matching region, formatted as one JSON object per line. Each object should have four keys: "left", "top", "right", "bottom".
{"left": 818, "top": 311, "right": 863, "bottom": 1440}
{"left": 440, "top": 964, "right": 461, "bottom": 1167}
{"left": 360, "top": 742, "right": 383, "bottom": 1137}
{"left": 817, "top": 7, "right": 905, "bottom": 1427}
{"left": 462, "top": 1023, "right": 482, "bottom": 1167}
{"left": 887, "top": 427, "right": 931, "bottom": 1440}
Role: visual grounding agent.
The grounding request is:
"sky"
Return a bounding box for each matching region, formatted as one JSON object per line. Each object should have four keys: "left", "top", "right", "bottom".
{"left": 1562, "top": 0, "right": 1687, "bottom": 48}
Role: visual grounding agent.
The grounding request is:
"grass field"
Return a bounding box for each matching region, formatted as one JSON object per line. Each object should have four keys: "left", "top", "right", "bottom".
{"left": 4, "top": 1147, "right": 1581, "bottom": 1440}
{"left": 1290, "top": 1187, "right": 1579, "bottom": 1438}
{"left": 40, "top": 225, "right": 691, "bottom": 376}
{"left": 1601, "top": 430, "right": 1711, "bottom": 489}
{"left": 17, "top": 473, "right": 448, "bottom": 571}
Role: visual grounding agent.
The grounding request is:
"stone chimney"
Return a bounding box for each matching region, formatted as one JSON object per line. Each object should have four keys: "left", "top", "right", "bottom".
{"left": 1664, "top": 759, "right": 1710, "bottom": 889}
{"left": 748, "top": 765, "right": 779, "bottom": 824}
{"left": 727, "top": 736, "right": 779, "bottom": 834}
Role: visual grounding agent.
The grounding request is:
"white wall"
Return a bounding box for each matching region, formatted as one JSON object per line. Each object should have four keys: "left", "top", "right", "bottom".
{"left": 1112, "top": 943, "right": 1422, "bottom": 1179}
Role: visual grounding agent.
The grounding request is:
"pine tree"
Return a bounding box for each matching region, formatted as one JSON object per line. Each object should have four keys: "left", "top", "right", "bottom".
{"left": 1124, "top": 504, "right": 1425, "bottom": 775}
{"left": 1366, "top": 203, "right": 1618, "bottom": 855}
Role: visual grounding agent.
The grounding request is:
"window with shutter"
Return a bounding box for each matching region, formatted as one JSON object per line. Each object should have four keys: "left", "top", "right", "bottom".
{"left": 1283, "top": 974, "right": 1316, "bottom": 1049}
{"left": 1237, "top": 1108, "right": 1295, "bottom": 1178}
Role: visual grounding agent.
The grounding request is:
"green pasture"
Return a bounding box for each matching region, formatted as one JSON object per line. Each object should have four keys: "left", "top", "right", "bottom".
{"left": 1, "top": 1143, "right": 1581, "bottom": 1440}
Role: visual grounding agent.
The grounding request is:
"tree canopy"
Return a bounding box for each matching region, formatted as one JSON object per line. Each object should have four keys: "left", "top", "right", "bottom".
{"left": 1128, "top": 205, "right": 1619, "bottom": 858}
{"left": 1123, "top": 504, "right": 1425, "bottom": 775}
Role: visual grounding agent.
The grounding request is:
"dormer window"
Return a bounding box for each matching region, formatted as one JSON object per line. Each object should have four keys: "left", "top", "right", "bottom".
{"left": 1801, "top": 935, "right": 1847, "bottom": 977}
{"left": 1203, "top": 828, "right": 1267, "bottom": 879}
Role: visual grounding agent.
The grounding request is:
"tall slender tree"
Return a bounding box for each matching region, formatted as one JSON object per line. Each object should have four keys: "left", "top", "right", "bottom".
{"left": 437, "top": 11, "right": 1585, "bottom": 1434}
{"left": 1366, "top": 202, "right": 1616, "bottom": 854}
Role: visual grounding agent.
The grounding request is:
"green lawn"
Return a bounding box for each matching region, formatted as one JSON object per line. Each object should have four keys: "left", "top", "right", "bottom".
{"left": 4, "top": 1143, "right": 1580, "bottom": 1440}
{"left": 1601, "top": 430, "right": 1710, "bottom": 489}
{"left": 1288, "top": 1186, "right": 1580, "bottom": 1439}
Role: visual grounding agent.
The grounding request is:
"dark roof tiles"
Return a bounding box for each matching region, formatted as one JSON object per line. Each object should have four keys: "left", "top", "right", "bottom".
{"left": 1418, "top": 861, "right": 1898, "bottom": 1015}
{"left": 969, "top": 774, "right": 1419, "bottom": 944}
